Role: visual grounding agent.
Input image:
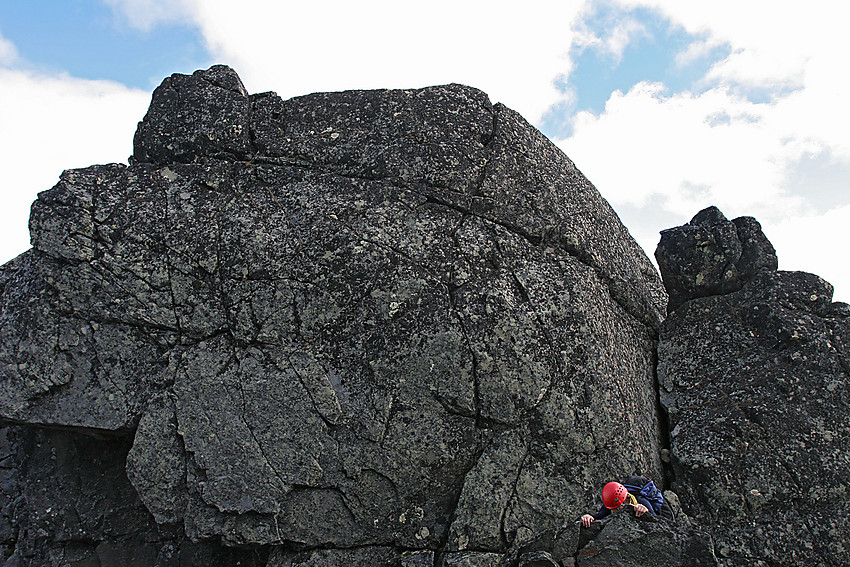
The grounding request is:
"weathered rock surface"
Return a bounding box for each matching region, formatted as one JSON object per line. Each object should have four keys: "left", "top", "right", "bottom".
{"left": 574, "top": 514, "right": 715, "bottom": 566}
{"left": 0, "top": 424, "right": 269, "bottom": 567}
{"left": 0, "top": 66, "right": 667, "bottom": 564}
{"left": 496, "top": 510, "right": 716, "bottom": 567}
{"left": 657, "top": 207, "right": 850, "bottom": 566}
{"left": 442, "top": 551, "right": 504, "bottom": 567}
{"left": 266, "top": 545, "right": 403, "bottom": 566}
{"left": 6, "top": 65, "right": 845, "bottom": 567}
{"left": 655, "top": 206, "right": 777, "bottom": 312}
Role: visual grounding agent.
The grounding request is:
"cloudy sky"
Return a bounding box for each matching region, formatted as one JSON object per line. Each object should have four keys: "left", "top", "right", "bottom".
{"left": 1, "top": 1, "right": 848, "bottom": 301}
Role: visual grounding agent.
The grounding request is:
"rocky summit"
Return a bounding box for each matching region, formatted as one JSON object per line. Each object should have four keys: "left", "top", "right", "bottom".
{"left": 0, "top": 66, "right": 846, "bottom": 567}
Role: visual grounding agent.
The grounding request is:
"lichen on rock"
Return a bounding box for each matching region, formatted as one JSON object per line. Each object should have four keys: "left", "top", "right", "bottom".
{"left": 0, "top": 65, "right": 668, "bottom": 563}
{"left": 5, "top": 65, "right": 845, "bottom": 567}
{"left": 656, "top": 207, "right": 850, "bottom": 566}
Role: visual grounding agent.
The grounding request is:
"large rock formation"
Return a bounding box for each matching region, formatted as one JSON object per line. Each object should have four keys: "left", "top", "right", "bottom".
{"left": 2, "top": 66, "right": 846, "bottom": 567}
{"left": 0, "top": 66, "right": 668, "bottom": 565}
{"left": 656, "top": 207, "right": 850, "bottom": 566}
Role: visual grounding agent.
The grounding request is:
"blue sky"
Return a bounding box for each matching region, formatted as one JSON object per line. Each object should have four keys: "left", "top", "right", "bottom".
{"left": 0, "top": 1, "right": 209, "bottom": 88}
{"left": 1, "top": 1, "right": 848, "bottom": 301}
{"left": 542, "top": 4, "right": 729, "bottom": 135}
{"left": 0, "top": 1, "right": 726, "bottom": 127}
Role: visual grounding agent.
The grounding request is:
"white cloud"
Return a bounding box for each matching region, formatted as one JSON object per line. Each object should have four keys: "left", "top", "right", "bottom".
{"left": 178, "top": 0, "right": 588, "bottom": 124}
{"left": 601, "top": 19, "right": 647, "bottom": 61}
{"left": 0, "top": 68, "right": 150, "bottom": 262}
{"left": 558, "top": 0, "right": 850, "bottom": 302}
{"left": 0, "top": 33, "right": 17, "bottom": 66}
{"left": 102, "top": 0, "right": 196, "bottom": 31}
{"left": 605, "top": 0, "right": 850, "bottom": 160}
{"left": 560, "top": 83, "right": 806, "bottom": 217}
{"left": 611, "top": 0, "right": 833, "bottom": 88}
{"left": 572, "top": 8, "right": 647, "bottom": 64}
{"left": 673, "top": 37, "right": 722, "bottom": 68}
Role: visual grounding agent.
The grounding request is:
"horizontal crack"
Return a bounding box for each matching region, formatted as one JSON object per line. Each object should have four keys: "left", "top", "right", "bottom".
{"left": 424, "top": 194, "right": 658, "bottom": 332}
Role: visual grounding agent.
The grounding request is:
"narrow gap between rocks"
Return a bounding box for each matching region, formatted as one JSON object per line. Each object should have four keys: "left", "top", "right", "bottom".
{"left": 650, "top": 344, "right": 675, "bottom": 491}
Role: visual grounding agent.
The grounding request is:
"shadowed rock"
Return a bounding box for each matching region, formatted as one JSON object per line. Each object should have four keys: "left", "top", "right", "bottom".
{"left": 497, "top": 512, "right": 715, "bottom": 567}
{"left": 0, "top": 425, "right": 270, "bottom": 567}
{"left": 574, "top": 514, "right": 715, "bottom": 567}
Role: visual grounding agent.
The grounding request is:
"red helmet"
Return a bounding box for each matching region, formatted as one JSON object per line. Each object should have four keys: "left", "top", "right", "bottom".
{"left": 602, "top": 482, "right": 628, "bottom": 509}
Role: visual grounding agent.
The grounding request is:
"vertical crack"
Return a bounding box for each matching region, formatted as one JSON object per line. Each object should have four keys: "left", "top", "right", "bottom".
{"left": 229, "top": 345, "right": 290, "bottom": 512}
{"left": 159, "top": 178, "right": 184, "bottom": 339}
{"left": 651, "top": 344, "right": 675, "bottom": 490}
{"left": 500, "top": 443, "right": 531, "bottom": 550}
{"left": 286, "top": 350, "right": 340, "bottom": 429}
{"left": 447, "top": 283, "right": 481, "bottom": 426}
{"left": 437, "top": 427, "right": 499, "bottom": 555}
{"left": 505, "top": 268, "right": 561, "bottom": 410}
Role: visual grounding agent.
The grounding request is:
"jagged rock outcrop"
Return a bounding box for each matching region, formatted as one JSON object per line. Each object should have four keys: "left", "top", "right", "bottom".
{"left": 655, "top": 205, "right": 778, "bottom": 312}
{"left": 0, "top": 66, "right": 668, "bottom": 565}
{"left": 656, "top": 207, "right": 850, "bottom": 566}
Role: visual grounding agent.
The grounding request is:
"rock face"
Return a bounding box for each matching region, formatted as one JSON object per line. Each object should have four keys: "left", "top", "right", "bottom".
{"left": 572, "top": 513, "right": 716, "bottom": 567}
{"left": 3, "top": 67, "right": 846, "bottom": 567}
{"left": 656, "top": 207, "right": 850, "bottom": 566}
{"left": 0, "top": 66, "right": 667, "bottom": 564}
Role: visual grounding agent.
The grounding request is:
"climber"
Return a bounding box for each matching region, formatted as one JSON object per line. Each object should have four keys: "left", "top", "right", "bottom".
{"left": 580, "top": 475, "right": 671, "bottom": 527}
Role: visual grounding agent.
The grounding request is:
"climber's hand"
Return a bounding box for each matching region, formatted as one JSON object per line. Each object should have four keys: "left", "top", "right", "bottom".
{"left": 634, "top": 504, "right": 649, "bottom": 517}
{"left": 580, "top": 514, "right": 594, "bottom": 527}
